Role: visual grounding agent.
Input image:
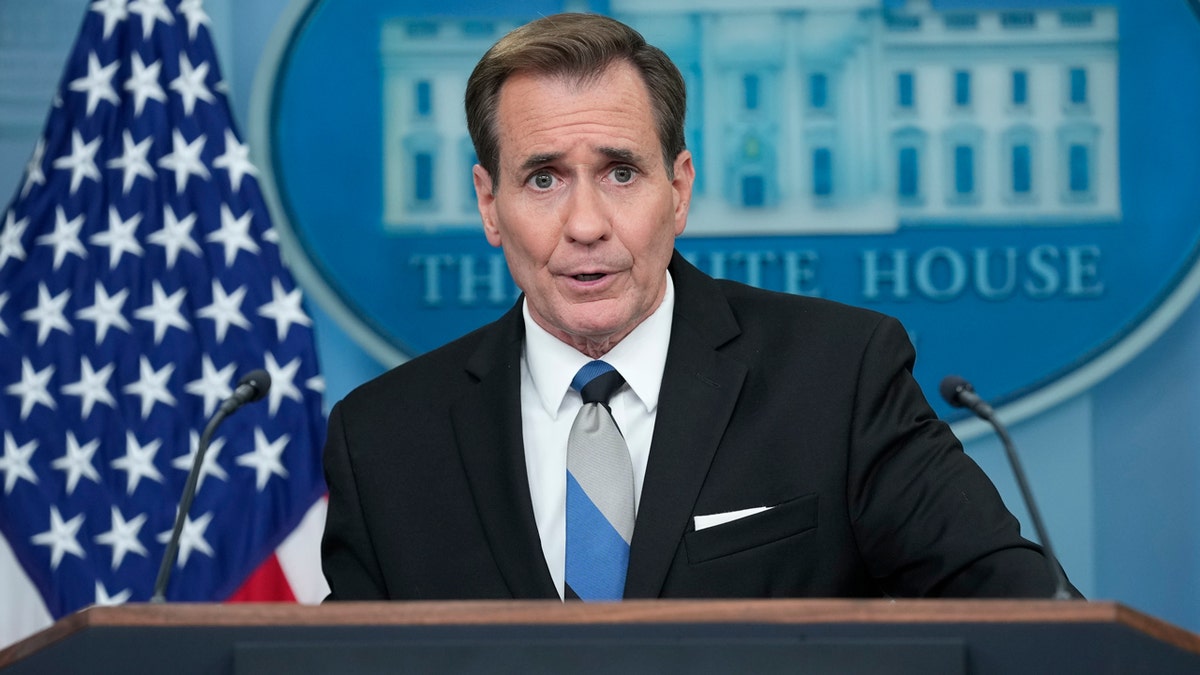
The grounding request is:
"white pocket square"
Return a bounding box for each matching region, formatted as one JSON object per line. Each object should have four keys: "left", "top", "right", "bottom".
{"left": 694, "top": 505, "right": 775, "bottom": 531}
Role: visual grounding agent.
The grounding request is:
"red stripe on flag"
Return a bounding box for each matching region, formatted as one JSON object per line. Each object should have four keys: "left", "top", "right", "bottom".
{"left": 227, "top": 554, "right": 297, "bottom": 602}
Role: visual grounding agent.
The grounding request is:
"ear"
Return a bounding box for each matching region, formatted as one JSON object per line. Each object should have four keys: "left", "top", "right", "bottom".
{"left": 473, "top": 164, "right": 502, "bottom": 247}
{"left": 670, "top": 150, "right": 695, "bottom": 236}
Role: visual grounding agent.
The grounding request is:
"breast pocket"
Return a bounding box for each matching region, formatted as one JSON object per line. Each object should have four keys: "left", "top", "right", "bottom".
{"left": 684, "top": 493, "right": 819, "bottom": 564}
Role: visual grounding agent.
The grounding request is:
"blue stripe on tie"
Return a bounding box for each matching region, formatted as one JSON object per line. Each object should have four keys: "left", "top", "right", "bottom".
{"left": 572, "top": 360, "right": 615, "bottom": 392}
{"left": 566, "top": 472, "right": 629, "bottom": 600}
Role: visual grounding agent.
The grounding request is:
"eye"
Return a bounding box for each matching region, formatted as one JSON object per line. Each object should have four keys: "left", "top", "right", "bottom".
{"left": 610, "top": 166, "right": 636, "bottom": 184}
{"left": 529, "top": 171, "right": 556, "bottom": 190}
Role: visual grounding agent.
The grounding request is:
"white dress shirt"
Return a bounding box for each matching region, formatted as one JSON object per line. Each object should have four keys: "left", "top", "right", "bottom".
{"left": 520, "top": 273, "right": 675, "bottom": 599}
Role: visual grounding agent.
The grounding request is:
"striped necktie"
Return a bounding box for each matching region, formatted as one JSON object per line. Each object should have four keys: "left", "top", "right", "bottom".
{"left": 565, "top": 360, "right": 635, "bottom": 601}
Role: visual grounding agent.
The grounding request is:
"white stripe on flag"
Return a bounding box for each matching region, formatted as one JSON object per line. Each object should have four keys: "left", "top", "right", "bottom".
{"left": 275, "top": 496, "right": 329, "bottom": 605}
{"left": 0, "top": 532, "right": 52, "bottom": 649}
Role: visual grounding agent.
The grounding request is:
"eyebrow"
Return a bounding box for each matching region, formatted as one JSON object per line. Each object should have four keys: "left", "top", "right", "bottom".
{"left": 516, "top": 146, "right": 646, "bottom": 173}
{"left": 519, "top": 152, "right": 562, "bottom": 173}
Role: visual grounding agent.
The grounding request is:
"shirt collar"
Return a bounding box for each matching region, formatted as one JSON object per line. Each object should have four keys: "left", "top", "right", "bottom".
{"left": 523, "top": 273, "right": 675, "bottom": 419}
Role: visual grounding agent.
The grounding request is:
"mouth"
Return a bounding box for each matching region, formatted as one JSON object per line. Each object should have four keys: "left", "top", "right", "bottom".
{"left": 573, "top": 272, "right": 607, "bottom": 282}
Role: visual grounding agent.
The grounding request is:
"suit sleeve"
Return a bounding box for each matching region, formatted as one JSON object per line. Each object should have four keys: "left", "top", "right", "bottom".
{"left": 846, "top": 316, "right": 1079, "bottom": 598}
{"left": 321, "top": 400, "right": 389, "bottom": 600}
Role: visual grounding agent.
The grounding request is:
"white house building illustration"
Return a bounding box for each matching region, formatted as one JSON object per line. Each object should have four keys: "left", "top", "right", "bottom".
{"left": 381, "top": 0, "right": 1119, "bottom": 235}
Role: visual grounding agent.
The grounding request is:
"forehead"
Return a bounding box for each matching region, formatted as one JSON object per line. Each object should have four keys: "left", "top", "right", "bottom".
{"left": 492, "top": 62, "right": 660, "bottom": 169}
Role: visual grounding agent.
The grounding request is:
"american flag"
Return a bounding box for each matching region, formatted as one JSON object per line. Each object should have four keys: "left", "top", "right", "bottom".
{"left": 0, "top": 0, "right": 326, "bottom": 621}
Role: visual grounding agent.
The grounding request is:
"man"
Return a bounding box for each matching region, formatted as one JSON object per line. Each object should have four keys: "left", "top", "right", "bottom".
{"left": 321, "top": 13, "right": 1075, "bottom": 601}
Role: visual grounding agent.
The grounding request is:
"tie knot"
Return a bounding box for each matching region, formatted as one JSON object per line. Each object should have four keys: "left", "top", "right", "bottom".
{"left": 571, "top": 361, "right": 626, "bottom": 405}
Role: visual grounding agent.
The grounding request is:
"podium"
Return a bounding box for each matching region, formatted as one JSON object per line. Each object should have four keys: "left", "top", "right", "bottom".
{"left": 2, "top": 600, "right": 1199, "bottom": 674}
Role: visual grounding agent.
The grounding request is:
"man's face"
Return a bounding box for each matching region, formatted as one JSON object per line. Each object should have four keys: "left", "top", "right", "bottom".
{"left": 474, "top": 60, "right": 694, "bottom": 356}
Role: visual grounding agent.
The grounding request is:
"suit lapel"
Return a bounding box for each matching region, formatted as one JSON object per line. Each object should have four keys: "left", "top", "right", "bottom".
{"left": 451, "top": 302, "right": 559, "bottom": 599}
{"left": 624, "top": 254, "right": 747, "bottom": 598}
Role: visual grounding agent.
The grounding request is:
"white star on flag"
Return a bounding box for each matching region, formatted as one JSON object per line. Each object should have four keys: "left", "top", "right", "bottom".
{"left": 258, "top": 277, "right": 313, "bottom": 341}
{"left": 208, "top": 204, "right": 260, "bottom": 266}
{"left": 128, "top": 0, "right": 174, "bottom": 39}
{"left": 169, "top": 52, "right": 214, "bottom": 116}
{"left": 238, "top": 428, "right": 290, "bottom": 491}
{"left": 107, "top": 129, "right": 157, "bottom": 193}
{"left": 213, "top": 130, "right": 258, "bottom": 192}
{"left": 1, "top": 432, "right": 40, "bottom": 495}
{"left": 31, "top": 506, "right": 86, "bottom": 571}
{"left": 121, "top": 356, "right": 177, "bottom": 418}
{"left": 5, "top": 358, "right": 56, "bottom": 421}
{"left": 110, "top": 431, "right": 165, "bottom": 495}
{"left": 61, "top": 356, "right": 118, "bottom": 419}
{"left": 22, "top": 284, "right": 74, "bottom": 346}
{"left": 133, "top": 280, "right": 190, "bottom": 344}
{"left": 51, "top": 130, "right": 102, "bottom": 195}
{"left": 35, "top": 207, "right": 88, "bottom": 271}
{"left": 124, "top": 53, "right": 167, "bottom": 117}
{"left": 75, "top": 281, "right": 133, "bottom": 343}
{"left": 157, "top": 129, "right": 210, "bottom": 192}
{"left": 172, "top": 431, "right": 228, "bottom": 493}
{"left": 177, "top": 0, "right": 210, "bottom": 41}
{"left": 68, "top": 52, "right": 121, "bottom": 116}
{"left": 94, "top": 581, "right": 133, "bottom": 607}
{"left": 91, "top": 206, "right": 145, "bottom": 269}
{"left": 93, "top": 506, "right": 149, "bottom": 570}
{"left": 184, "top": 355, "right": 235, "bottom": 417}
{"left": 51, "top": 431, "right": 102, "bottom": 496}
{"left": 148, "top": 205, "right": 203, "bottom": 267}
{"left": 196, "top": 280, "right": 250, "bottom": 342}
{"left": 156, "top": 510, "right": 214, "bottom": 568}
{"left": 21, "top": 139, "right": 47, "bottom": 198}
{"left": 264, "top": 352, "right": 303, "bottom": 417}
{"left": 1, "top": 211, "right": 30, "bottom": 268}
{"left": 90, "top": 0, "right": 130, "bottom": 40}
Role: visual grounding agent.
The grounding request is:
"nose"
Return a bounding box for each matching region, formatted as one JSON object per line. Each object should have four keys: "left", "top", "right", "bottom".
{"left": 561, "top": 181, "right": 611, "bottom": 245}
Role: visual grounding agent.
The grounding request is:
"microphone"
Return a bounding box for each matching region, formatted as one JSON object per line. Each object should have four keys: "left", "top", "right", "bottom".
{"left": 940, "top": 375, "right": 1073, "bottom": 600}
{"left": 151, "top": 369, "right": 273, "bottom": 603}
{"left": 220, "top": 369, "right": 271, "bottom": 413}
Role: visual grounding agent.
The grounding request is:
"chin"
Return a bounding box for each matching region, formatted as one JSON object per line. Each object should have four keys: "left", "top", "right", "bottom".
{"left": 562, "top": 315, "right": 632, "bottom": 342}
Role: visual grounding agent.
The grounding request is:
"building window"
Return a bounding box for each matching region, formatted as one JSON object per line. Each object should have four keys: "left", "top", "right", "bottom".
{"left": 896, "top": 71, "right": 915, "bottom": 110}
{"left": 414, "top": 152, "right": 434, "bottom": 202}
{"left": 809, "top": 73, "right": 828, "bottom": 110}
{"left": 462, "top": 142, "right": 479, "bottom": 212}
{"left": 742, "top": 174, "right": 765, "bottom": 207}
{"left": 1012, "top": 144, "right": 1032, "bottom": 194}
{"left": 885, "top": 14, "right": 921, "bottom": 31}
{"left": 813, "top": 148, "right": 832, "bottom": 197}
{"left": 743, "top": 74, "right": 760, "bottom": 111}
{"left": 461, "top": 20, "right": 495, "bottom": 37}
{"left": 944, "top": 14, "right": 978, "bottom": 30}
{"left": 1011, "top": 70, "right": 1028, "bottom": 107}
{"left": 1002, "top": 127, "right": 1039, "bottom": 203}
{"left": 954, "top": 145, "right": 975, "bottom": 196}
{"left": 898, "top": 146, "right": 919, "bottom": 199}
{"left": 893, "top": 127, "right": 927, "bottom": 204}
{"left": 954, "top": 71, "right": 971, "bottom": 108}
{"left": 1069, "top": 144, "right": 1089, "bottom": 193}
{"left": 943, "top": 126, "right": 983, "bottom": 205}
{"left": 1001, "top": 11, "right": 1036, "bottom": 29}
{"left": 406, "top": 21, "right": 438, "bottom": 37}
{"left": 415, "top": 80, "right": 432, "bottom": 117}
{"left": 402, "top": 133, "right": 439, "bottom": 212}
{"left": 1060, "top": 10, "right": 1094, "bottom": 28}
{"left": 1069, "top": 67, "right": 1088, "bottom": 105}
{"left": 1058, "top": 124, "right": 1097, "bottom": 203}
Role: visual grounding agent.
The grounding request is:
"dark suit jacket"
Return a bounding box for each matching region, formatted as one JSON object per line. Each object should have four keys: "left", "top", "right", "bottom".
{"left": 322, "top": 252, "right": 1072, "bottom": 600}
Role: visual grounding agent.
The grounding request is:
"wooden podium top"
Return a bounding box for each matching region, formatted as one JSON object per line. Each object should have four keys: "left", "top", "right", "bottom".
{"left": 3, "top": 598, "right": 1199, "bottom": 669}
